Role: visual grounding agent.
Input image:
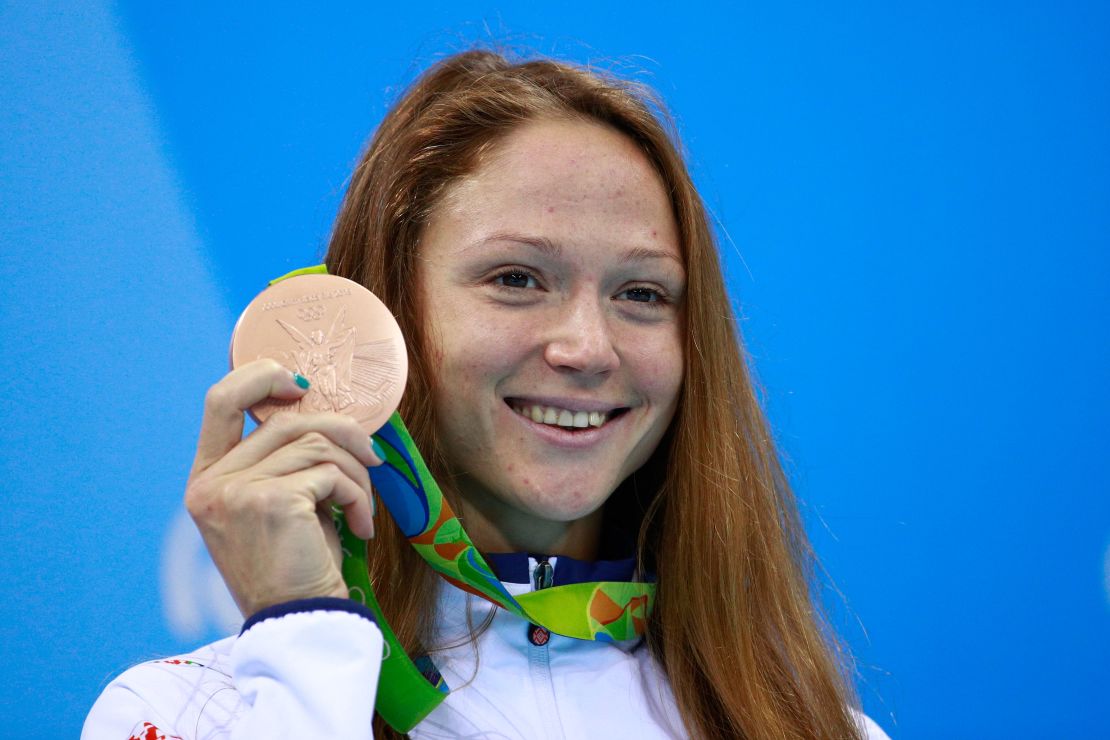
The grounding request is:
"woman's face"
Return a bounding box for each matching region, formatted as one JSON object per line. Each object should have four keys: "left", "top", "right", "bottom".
{"left": 417, "top": 118, "right": 684, "bottom": 556}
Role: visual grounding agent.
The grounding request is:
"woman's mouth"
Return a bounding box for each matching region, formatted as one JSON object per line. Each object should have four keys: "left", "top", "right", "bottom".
{"left": 506, "top": 400, "right": 628, "bottom": 430}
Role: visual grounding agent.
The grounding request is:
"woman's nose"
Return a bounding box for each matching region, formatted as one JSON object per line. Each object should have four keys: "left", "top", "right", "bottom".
{"left": 542, "top": 296, "right": 620, "bottom": 376}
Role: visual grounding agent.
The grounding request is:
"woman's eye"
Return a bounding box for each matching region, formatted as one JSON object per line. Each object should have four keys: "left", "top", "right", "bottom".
{"left": 619, "top": 286, "right": 665, "bottom": 304}
{"left": 495, "top": 271, "right": 537, "bottom": 289}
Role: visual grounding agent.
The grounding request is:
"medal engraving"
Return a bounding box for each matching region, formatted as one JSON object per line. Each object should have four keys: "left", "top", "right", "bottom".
{"left": 269, "top": 307, "right": 399, "bottom": 415}
{"left": 231, "top": 274, "right": 407, "bottom": 434}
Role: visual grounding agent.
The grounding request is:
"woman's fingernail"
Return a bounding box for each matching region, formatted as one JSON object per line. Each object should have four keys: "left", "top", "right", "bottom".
{"left": 293, "top": 372, "right": 310, "bottom": 389}
{"left": 371, "top": 438, "right": 386, "bottom": 461}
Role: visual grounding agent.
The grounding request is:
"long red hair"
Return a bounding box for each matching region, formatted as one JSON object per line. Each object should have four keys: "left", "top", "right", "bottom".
{"left": 327, "top": 49, "right": 860, "bottom": 739}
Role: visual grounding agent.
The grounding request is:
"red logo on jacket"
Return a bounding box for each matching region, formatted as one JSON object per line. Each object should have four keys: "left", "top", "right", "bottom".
{"left": 128, "top": 721, "right": 182, "bottom": 740}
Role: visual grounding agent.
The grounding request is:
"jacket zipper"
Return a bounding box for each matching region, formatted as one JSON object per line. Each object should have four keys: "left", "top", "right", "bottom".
{"left": 526, "top": 556, "right": 566, "bottom": 739}
{"left": 527, "top": 557, "right": 554, "bottom": 645}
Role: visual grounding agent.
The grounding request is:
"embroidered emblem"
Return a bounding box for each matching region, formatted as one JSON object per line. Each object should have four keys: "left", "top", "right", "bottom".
{"left": 128, "top": 721, "right": 182, "bottom": 740}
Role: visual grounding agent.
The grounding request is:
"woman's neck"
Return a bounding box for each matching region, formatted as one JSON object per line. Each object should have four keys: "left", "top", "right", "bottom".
{"left": 451, "top": 487, "right": 605, "bottom": 560}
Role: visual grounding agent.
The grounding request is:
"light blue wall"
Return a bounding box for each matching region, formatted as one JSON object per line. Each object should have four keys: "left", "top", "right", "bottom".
{"left": 1, "top": 2, "right": 1107, "bottom": 736}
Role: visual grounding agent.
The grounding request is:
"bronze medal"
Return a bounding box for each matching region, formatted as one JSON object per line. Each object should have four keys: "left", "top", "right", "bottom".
{"left": 230, "top": 273, "right": 407, "bottom": 434}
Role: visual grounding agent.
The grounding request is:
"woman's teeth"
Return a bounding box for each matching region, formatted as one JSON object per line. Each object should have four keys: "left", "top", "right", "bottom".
{"left": 511, "top": 404, "right": 609, "bottom": 429}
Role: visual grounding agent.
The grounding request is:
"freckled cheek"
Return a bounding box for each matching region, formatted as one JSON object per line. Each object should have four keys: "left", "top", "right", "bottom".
{"left": 626, "top": 336, "right": 685, "bottom": 402}
{"left": 463, "top": 321, "right": 538, "bottom": 375}
{"left": 432, "top": 312, "right": 509, "bottom": 373}
{"left": 431, "top": 323, "right": 533, "bottom": 448}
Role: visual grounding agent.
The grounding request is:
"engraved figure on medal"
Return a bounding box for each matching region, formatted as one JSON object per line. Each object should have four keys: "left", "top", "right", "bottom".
{"left": 268, "top": 306, "right": 398, "bottom": 420}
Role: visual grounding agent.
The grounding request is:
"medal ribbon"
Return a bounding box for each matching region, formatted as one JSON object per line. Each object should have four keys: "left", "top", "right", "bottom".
{"left": 269, "top": 267, "right": 656, "bottom": 732}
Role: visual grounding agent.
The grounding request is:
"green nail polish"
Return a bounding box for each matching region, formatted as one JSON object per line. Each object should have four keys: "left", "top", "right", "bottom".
{"left": 293, "top": 373, "right": 310, "bottom": 389}
{"left": 371, "top": 438, "right": 386, "bottom": 460}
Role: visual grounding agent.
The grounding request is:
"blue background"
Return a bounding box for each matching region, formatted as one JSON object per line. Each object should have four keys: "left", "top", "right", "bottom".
{"left": 2, "top": 2, "right": 1108, "bottom": 737}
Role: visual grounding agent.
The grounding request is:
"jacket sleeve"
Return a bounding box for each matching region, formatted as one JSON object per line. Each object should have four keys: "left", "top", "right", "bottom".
{"left": 82, "top": 598, "right": 383, "bottom": 740}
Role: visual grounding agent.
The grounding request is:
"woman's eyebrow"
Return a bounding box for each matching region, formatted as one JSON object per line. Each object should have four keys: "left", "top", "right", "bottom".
{"left": 469, "top": 233, "right": 680, "bottom": 267}
{"left": 620, "top": 246, "right": 682, "bottom": 266}
{"left": 471, "top": 232, "right": 561, "bottom": 256}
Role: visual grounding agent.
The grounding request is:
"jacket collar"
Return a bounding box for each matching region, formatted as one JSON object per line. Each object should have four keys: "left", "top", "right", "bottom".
{"left": 481, "top": 552, "right": 641, "bottom": 585}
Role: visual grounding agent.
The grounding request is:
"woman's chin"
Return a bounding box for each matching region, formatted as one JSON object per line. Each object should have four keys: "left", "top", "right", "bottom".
{"left": 504, "top": 478, "right": 613, "bottom": 523}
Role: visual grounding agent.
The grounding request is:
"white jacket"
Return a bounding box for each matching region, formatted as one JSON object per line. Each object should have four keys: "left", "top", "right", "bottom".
{"left": 84, "top": 555, "right": 889, "bottom": 739}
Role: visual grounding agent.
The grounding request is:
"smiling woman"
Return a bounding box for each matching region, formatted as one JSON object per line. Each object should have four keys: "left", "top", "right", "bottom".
{"left": 84, "top": 50, "right": 889, "bottom": 739}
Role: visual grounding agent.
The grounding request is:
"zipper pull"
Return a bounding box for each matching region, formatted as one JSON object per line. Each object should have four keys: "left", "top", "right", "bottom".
{"left": 528, "top": 558, "right": 553, "bottom": 646}
{"left": 532, "top": 558, "right": 553, "bottom": 591}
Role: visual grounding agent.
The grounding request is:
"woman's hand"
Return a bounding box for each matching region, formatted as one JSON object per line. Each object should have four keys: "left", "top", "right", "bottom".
{"left": 185, "top": 359, "right": 380, "bottom": 618}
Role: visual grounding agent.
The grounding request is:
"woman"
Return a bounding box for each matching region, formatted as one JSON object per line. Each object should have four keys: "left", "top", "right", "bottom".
{"left": 85, "top": 50, "right": 888, "bottom": 739}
